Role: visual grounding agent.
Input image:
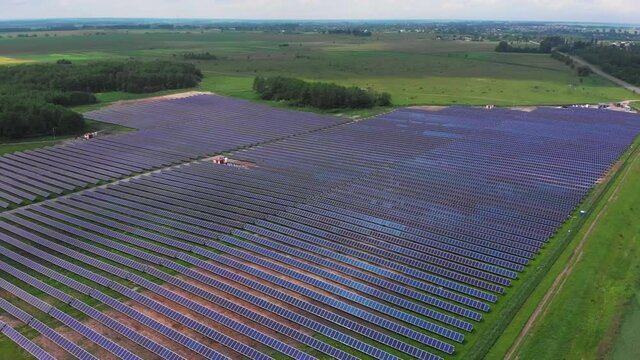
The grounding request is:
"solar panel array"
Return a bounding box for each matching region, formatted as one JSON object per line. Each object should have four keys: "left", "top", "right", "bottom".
{"left": 0, "top": 320, "right": 56, "bottom": 360}
{"left": 1, "top": 103, "right": 639, "bottom": 359}
{"left": 0, "top": 94, "right": 346, "bottom": 208}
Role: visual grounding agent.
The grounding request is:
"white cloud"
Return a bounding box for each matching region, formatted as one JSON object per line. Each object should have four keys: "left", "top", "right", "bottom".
{"left": 0, "top": 0, "right": 638, "bottom": 23}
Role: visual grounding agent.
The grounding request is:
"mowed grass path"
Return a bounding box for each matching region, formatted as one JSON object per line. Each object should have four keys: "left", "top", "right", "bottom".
{"left": 487, "top": 141, "right": 640, "bottom": 360}
{"left": 1, "top": 31, "right": 638, "bottom": 106}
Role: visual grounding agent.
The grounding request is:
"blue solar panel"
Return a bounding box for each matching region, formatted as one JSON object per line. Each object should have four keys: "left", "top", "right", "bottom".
{"left": 0, "top": 277, "right": 141, "bottom": 360}
{"left": 2, "top": 103, "right": 638, "bottom": 360}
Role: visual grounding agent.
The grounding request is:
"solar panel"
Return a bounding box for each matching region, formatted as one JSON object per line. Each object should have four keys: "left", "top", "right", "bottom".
{"left": 1, "top": 103, "right": 639, "bottom": 359}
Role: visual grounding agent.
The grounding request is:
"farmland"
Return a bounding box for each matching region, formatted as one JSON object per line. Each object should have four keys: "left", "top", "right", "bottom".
{"left": 0, "top": 31, "right": 638, "bottom": 108}
{"left": 0, "top": 92, "right": 639, "bottom": 359}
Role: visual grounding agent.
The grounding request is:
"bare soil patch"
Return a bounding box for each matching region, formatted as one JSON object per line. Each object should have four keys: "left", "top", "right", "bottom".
{"left": 410, "top": 105, "right": 448, "bottom": 111}
{"left": 109, "top": 91, "right": 214, "bottom": 107}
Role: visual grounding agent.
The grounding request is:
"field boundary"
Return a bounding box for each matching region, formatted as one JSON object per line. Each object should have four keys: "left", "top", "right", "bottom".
{"left": 467, "top": 138, "right": 640, "bottom": 360}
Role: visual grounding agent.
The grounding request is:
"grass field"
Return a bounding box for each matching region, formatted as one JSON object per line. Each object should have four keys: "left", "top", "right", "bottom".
{"left": 609, "top": 290, "right": 640, "bottom": 360}
{"left": 0, "top": 338, "right": 32, "bottom": 360}
{"left": 486, "top": 137, "right": 640, "bottom": 360}
{"left": 1, "top": 30, "right": 638, "bottom": 108}
{"left": 0, "top": 139, "right": 64, "bottom": 156}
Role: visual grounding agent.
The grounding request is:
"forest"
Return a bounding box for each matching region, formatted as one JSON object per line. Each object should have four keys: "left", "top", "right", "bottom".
{"left": 0, "top": 60, "right": 202, "bottom": 139}
{"left": 253, "top": 76, "right": 391, "bottom": 109}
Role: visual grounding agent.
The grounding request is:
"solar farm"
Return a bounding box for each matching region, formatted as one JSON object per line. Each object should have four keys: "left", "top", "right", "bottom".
{"left": 0, "top": 94, "right": 639, "bottom": 360}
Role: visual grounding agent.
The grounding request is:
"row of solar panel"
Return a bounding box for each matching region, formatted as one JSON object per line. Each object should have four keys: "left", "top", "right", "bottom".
{"left": 0, "top": 320, "right": 56, "bottom": 360}
{"left": 90, "top": 176, "right": 504, "bottom": 308}
{"left": 0, "top": 225, "right": 280, "bottom": 360}
{"left": 0, "top": 94, "right": 346, "bottom": 209}
{"left": 47, "top": 201, "right": 456, "bottom": 355}
{"left": 320, "top": 189, "right": 554, "bottom": 248}
{"left": 8, "top": 205, "right": 410, "bottom": 358}
{"left": 85, "top": 163, "right": 508, "bottom": 310}
{"left": 26, "top": 200, "right": 457, "bottom": 353}
{"left": 107, "top": 169, "right": 516, "bottom": 298}
{"left": 304, "top": 201, "right": 533, "bottom": 266}
{"left": 0, "top": 294, "right": 101, "bottom": 360}
{"left": 268, "top": 213, "right": 499, "bottom": 302}
{"left": 0, "top": 211, "right": 448, "bottom": 358}
{"left": 115, "top": 163, "right": 502, "bottom": 312}
{"left": 285, "top": 206, "right": 518, "bottom": 281}
{"left": 171, "top": 163, "right": 543, "bottom": 264}
{"left": 3, "top": 245, "right": 233, "bottom": 360}
{"left": 55, "top": 196, "right": 471, "bottom": 333}
{"left": 66, "top": 188, "right": 484, "bottom": 326}
{"left": 0, "top": 277, "right": 142, "bottom": 360}
{"left": 62, "top": 190, "right": 490, "bottom": 325}
{"left": 261, "top": 139, "right": 593, "bottom": 208}
{"left": 245, "top": 136, "right": 593, "bottom": 205}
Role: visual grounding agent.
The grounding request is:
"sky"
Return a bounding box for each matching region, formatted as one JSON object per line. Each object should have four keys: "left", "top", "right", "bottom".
{"left": 2, "top": 0, "right": 639, "bottom": 24}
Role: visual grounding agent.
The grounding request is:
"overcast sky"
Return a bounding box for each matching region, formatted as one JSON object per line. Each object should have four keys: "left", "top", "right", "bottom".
{"left": 2, "top": 0, "right": 639, "bottom": 24}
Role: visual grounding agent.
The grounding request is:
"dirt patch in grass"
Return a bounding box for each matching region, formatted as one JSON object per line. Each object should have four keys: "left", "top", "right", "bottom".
{"left": 31, "top": 331, "right": 73, "bottom": 360}
{"left": 410, "top": 105, "right": 448, "bottom": 111}
{"left": 120, "top": 290, "right": 232, "bottom": 359}
{"left": 0, "top": 314, "right": 23, "bottom": 329}
{"left": 109, "top": 91, "right": 214, "bottom": 107}
{"left": 100, "top": 301, "right": 203, "bottom": 360}
{"left": 509, "top": 106, "right": 538, "bottom": 112}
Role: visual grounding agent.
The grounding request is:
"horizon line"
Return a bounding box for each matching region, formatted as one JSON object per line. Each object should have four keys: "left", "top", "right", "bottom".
{"left": 0, "top": 17, "right": 638, "bottom": 26}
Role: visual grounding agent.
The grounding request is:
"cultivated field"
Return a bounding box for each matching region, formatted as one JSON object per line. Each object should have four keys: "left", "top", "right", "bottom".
{"left": 1, "top": 30, "right": 638, "bottom": 108}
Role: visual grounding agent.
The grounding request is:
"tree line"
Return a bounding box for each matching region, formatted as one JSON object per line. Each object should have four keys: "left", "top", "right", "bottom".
{"left": 253, "top": 76, "right": 391, "bottom": 110}
{"left": 0, "top": 60, "right": 202, "bottom": 139}
{"left": 0, "top": 89, "right": 85, "bottom": 139}
{"left": 495, "top": 36, "right": 596, "bottom": 78}
{"left": 550, "top": 51, "right": 591, "bottom": 77}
